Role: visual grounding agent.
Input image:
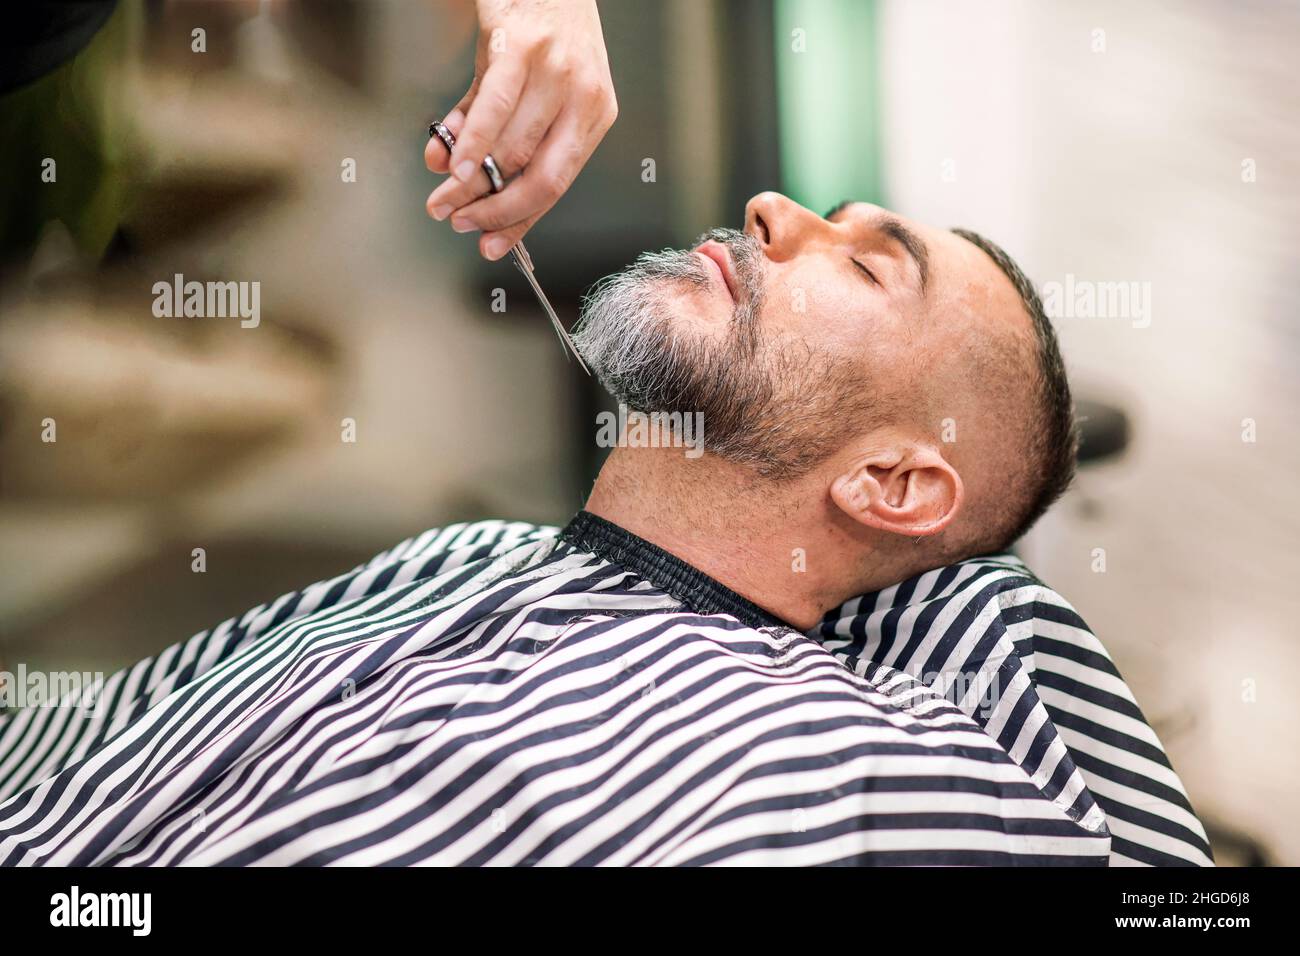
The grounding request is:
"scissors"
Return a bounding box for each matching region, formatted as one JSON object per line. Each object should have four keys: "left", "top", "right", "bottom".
{"left": 429, "top": 121, "right": 590, "bottom": 375}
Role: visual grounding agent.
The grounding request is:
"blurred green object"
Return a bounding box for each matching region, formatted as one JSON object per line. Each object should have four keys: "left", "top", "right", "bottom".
{"left": 773, "top": 0, "right": 884, "bottom": 212}
{"left": 0, "top": 1, "right": 131, "bottom": 265}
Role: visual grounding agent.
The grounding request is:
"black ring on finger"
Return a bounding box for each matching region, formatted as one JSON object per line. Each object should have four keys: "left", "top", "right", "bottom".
{"left": 481, "top": 155, "right": 506, "bottom": 194}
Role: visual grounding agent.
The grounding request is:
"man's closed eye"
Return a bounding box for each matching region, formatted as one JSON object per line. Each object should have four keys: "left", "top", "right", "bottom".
{"left": 851, "top": 258, "right": 881, "bottom": 287}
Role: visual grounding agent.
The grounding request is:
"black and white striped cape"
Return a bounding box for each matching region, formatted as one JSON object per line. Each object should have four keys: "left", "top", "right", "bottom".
{"left": 0, "top": 515, "right": 1211, "bottom": 866}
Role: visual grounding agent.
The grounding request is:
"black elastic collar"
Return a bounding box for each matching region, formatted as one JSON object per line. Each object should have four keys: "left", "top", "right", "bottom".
{"left": 560, "top": 511, "right": 795, "bottom": 632}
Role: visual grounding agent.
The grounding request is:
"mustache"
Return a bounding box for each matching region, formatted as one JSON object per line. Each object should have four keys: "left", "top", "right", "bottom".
{"left": 611, "top": 228, "right": 765, "bottom": 309}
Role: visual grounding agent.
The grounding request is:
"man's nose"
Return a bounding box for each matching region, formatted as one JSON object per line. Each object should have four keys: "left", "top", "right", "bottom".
{"left": 744, "top": 191, "right": 825, "bottom": 262}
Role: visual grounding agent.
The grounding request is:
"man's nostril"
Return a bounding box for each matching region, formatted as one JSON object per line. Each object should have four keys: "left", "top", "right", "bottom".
{"left": 756, "top": 214, "right": 770, "bottom": 244}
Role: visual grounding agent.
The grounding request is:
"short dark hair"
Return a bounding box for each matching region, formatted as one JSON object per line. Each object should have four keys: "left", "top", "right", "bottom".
{"left": 951, "top": 228, "right": 1079, "bottom": 553}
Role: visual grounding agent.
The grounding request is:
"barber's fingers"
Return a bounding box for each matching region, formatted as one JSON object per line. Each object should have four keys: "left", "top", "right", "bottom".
{"left": 444, "top": 55, "right": 528, "bottom": 188}
{"left": 425, "top": 83, "right": 562, "bottom": 220}
{"left": 423, "top": 107, "right": 465, "bottom": 174}
{"left": 456, "top": 108, "right": 599, "bottom": 259}
{"left": 492, "top": 82, "right": 565, "bottom": 178}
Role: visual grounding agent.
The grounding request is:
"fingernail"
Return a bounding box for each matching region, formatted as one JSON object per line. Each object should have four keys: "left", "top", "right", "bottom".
{"left": 431, "top": 204, "right": 452, "bottom": 221}
{"left": 454, "top": 160, "right": 477, "bottom": 183}
{"left": 483, "top": 237, "right": 508, "bottom": 260}
{"left": 451, "top": 216, "right": 474, "bottom": 233}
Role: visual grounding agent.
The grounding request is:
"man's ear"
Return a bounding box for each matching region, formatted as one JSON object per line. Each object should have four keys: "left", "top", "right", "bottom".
{"left": 829, "top": 444, "right": 964, "bottom": 538}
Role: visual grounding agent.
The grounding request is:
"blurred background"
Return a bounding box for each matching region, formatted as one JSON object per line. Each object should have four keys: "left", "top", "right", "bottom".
{"left": 0, "top": 0, "right": 1296, "bottom": 865}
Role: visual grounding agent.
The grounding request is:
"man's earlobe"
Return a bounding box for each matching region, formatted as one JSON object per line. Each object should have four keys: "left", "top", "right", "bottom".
{"left": 829, "top": 448, "right": 963, "bottom": 539}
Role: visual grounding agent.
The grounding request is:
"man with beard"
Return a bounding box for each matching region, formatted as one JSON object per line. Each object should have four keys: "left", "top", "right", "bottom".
{"left": 0, "top": 194, "right": 1212, "bottom": 867}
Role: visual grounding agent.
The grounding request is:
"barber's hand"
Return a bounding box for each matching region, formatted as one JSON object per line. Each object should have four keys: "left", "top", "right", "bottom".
{"left": 425, "top": 0, "right": 617, "bottom": 260}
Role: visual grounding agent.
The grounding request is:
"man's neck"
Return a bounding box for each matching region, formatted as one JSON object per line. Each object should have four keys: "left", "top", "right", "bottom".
{"left": 584, "top": 446, "right": 894, "bottom": 631}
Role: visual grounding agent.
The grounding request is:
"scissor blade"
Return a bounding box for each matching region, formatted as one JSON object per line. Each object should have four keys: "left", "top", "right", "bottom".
{"left": 514, "top": 254, "right": 592, "bottom": 375}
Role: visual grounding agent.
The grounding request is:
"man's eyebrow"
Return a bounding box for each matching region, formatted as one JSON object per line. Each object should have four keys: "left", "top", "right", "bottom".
{"left": 823, "top": 201, "right": 931, "bottom": 294}
{"left": 878, "top": 216, "right": 930, "bottom": 293}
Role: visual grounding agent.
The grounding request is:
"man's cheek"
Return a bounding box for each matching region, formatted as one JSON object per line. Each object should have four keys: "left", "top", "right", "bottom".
{"left": 770, "top": 265, "right": 840, "bottom": 330}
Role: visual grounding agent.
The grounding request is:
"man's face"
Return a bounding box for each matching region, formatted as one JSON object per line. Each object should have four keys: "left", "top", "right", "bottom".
{"left": 574, "top": 191, "right": 1033, "bottom": 479}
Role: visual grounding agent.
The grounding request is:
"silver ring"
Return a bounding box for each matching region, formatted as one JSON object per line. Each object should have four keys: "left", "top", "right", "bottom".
{"left": 429, "top": 121, "right": 455, "bottom": 154}
{"left": 481, "top": 154, "right": 506, "bottom": 194}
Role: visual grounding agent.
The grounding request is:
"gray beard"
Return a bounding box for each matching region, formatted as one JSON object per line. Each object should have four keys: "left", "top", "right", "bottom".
{"left": 573, "top": 228, "right": 874, "bottom": 480}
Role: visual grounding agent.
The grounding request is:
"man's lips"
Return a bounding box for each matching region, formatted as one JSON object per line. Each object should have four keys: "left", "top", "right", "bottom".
{"left": 694, "top": 240, "right": 738, "bottom": 302}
